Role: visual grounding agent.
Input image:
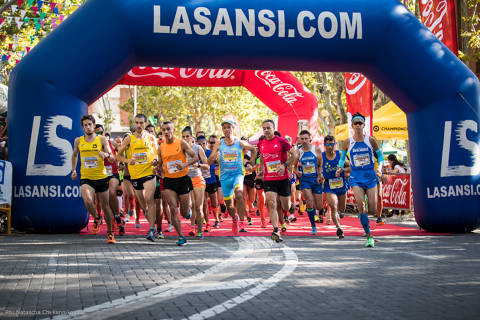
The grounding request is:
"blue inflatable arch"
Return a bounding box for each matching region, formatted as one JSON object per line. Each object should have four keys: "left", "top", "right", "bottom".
{"left": 8, "top": 0, "right": 480, "bottom": 232}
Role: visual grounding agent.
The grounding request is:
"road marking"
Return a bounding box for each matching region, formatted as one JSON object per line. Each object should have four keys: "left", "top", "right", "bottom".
{"left": 183, "top": 242, "right": 298, "bottom": 320}
{"left": 50, "top": 237, "right": 254, "bottom": 320}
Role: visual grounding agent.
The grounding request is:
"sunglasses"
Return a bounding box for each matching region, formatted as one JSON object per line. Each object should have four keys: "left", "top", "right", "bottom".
{"left": 325, "top": 143, "right": 335, "bottom": 147}
{"left": 353, "top": 121, "right": 364, "bottom": 125}
{"left": 209, "top": 141, "right": 215, "bottom": 144}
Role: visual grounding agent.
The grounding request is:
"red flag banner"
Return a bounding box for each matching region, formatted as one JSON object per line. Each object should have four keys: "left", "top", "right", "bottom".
{"left": 344, "top": 72, "right": 373, "bottom": 137}
{"left": 419, "top": 0, "right": 458, "bottom": 55}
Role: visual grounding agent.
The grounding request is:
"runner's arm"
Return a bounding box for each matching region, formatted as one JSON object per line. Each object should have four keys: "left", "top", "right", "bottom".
{"left": 370, "top": 136, "right": 384, "bottom": 173}
{"left": 100, "top": 136, "right": 114, "bottom": 162}
{"left": 115, "top": 136, "right": 132, "bottom": 164}
{"left": 71, "top": 138, "right": 80, "bottom": 180}
{"left": 316, "top": 146, "right": 323, "bottom": 180}
{"left": 239, "top": 140, "right": 258, "bottom": 163}
{"left": 336, "top": 139, "right": 349, "bottom": 177}
{"left": 197, "top": 147, "right": 210, "bottom": 170}
{"left": 207, "top": 140, "right": 221, "bottom": 165}
{"left": 181, "top": 140, "right": 199, "bottom": 168}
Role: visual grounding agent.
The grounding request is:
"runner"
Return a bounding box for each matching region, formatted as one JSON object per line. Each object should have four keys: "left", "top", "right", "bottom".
{"left": 116, "top": 114, "right": 159, "bottom": 242}
{"left": 182, "top": 126, "right": 208, "bottom": 239}
{"left": 336, "top": 113, "right": 384, "bottom": 247}
{"left": 257, "top": 120, "right": 296, "bottom": 242}
{"left": 71, "top": 115, "right": 116, "bottom": 244}
{"left": 322, "top": 135, "right": 347, "bottom": 239}
{"left": 198, "top": 135, "right": 220, "bottom": 229}
{"left": 94, "top": 124, "right": 125, "bottom": 236}
{"left": 207, "top": 120, "right": 257, "bottom": 234}
{"left": 243, "top": 161, "right": 256, "bottom": 225}
{"left": 295, "top": 130, "right": 324, "bottom": 235}
{"left": 158, "top": 121, "right": 199, "bottom": 246}
{"left": 253, "top": 153, "right": 267, "bottom": 228}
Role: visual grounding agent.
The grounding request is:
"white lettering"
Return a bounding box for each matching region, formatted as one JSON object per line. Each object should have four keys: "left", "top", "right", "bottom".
{"left": 153, "top": 5, "right": 170, "bottom": 33}
{"left": 171, "top": 6, "right": 192, "bottom": 34}
{"left": 277, "top": 10, "right": 285, "bottom": 37}
{"left": 318, "top": 11, "right": 338, "bottom": 39}
{"left": 340, "top": 12, "right": 362, "bottom": 39}
{"left": 212, "top": 8, "right": 234, "bottom": 36}
{"left": 193, "top": 7, "right": 212, "bottom": 35}
{"left": 258, "top": 9, "right": 275, "bottom": 37}
{"left": 235, "top": 9, "right": 255, "bottom": 36}
{"left": 297, "top": 11, "right": 316, "bottom": 39}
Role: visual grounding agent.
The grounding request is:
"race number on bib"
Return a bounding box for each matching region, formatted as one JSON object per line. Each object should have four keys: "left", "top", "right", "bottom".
{"left": 223, "top": 151, "right": 238, "bottom": 163}
{"left": 133, "top": 152, "right": 148, "bottom": 164}
{"left": 329, "top": 177, "right": 344, "bottom": 189}
{"left": 303, "top": 164, "right": 316, "bottom": 174}
{"left": 105, "top": 165, "right": 113, "bottom": 176}
{"left": 266, "top": 160, "right": 281, "bottom": 174}
{"left": 167, "top": 160, "right": 182, "bottom": 174}
{"left": 353, "top": 153, "right": 370, "bottom": 167}
{"left": 83, "top": 157, "right": 98, "bottom": 169}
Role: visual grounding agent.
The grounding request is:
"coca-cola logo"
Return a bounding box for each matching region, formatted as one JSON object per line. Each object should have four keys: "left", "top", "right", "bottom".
{"left": 383, "top": 177, "right": 409, "bottom": 206}
{"left": 127, "top": 67, "right": 236, "bottom": 80}
{"left": 421, "top": 0, "right": 448, "bottom": 40}
{"left": 254, "top": 71, "right": 304, "bottom": 106}
{"left": 345, "top": 73, "right": 368, "bottom": 95}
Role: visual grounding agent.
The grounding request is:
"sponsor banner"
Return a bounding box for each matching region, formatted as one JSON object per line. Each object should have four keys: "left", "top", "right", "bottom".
{"left": 346, "top": 174, "right": 412, "bottom": 210}
{"left": 14, "top": 185, "right": 82, "bottom": 199}
{"left": 419, "top": 0, "right": 458, "bottom": 55}
{"left": 344, "top": 72, "right": 373, "bottom": 137}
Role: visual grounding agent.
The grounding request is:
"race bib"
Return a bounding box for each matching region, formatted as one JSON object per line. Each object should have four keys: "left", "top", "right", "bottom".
{"left": 353, "top": 153, "right": 371, "bottom": 167}
{"left": 303, "top": 163, "right": 316, "bottom": 174}
{"left": 105, "top": 165, "right": 113, "bottom": 176}
{"left": 329, "top": 177, "right": 344, "bottom": 189}
{"left": 83, "top": 157, "right": 98, "bottom": 169}
{"left": 201, "top": 168, "right": 211, "bottom": 179}
{"left": 167, "top": 160, "right": 182, "bottom": 174}
{"left": 133, "top": 152, "right": 148, "bottom": 164}
{"left": 223, "top": 151, "right": 238, "bottom": 163}
{"left": 266, "top": 160, "right": 281, "bottom": 174}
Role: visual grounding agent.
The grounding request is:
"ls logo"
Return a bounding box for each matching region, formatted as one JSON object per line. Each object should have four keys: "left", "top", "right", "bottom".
{"left": 26, "top": 116, "right": 73, "bottom": 176}
{"left": 441, "top": 120, "right": 480, "bottom": 177}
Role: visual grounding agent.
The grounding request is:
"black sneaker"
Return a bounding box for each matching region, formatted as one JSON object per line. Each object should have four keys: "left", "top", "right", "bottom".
{"left": 247, "top": 216, "right": 252, "bottom": 225}
{"left": 336, "top": 228, "right": 344, "bottom": 239}
{"left": 256, "top": 209, "right": 260, "bottom": 216}
{"left": 271, "top": 231, "right": 283, "bottom": 243}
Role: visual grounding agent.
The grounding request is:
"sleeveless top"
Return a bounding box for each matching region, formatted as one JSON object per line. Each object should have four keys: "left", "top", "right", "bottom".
{"left": 322, "top": 150, "right": 346, "bottom": 189}
{"left": 103, "top": 139, "right": 118, "bottom": 176}
{"left": 126, "top": 132, "right": 157, "bottom": 180}
{"left": 348, "top": 135, "right": 375, "bottom": 171}
{"left": 79, "top": 135, "right": 108, "bottom": 180}
{"left": 202, "top": 149, "right": 217, "bottom": 184}
{"left": 218, "top": 139, "right": 244, "bottom": 180}
{"left": 298, "top": 146, "right": 318, "bottom": 179}
{"left": 187, "top": 143, "right": 202, "bottom": 178}
{"left": 160, "top": 138, "right": 188, "bottom": 178}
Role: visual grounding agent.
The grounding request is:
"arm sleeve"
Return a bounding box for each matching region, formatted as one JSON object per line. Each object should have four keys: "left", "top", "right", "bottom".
{"left": 376, "top": 149, "right": 384, "bottom": 172}
{"left": 338, "top": 150, "right": 347, "bottom": 168}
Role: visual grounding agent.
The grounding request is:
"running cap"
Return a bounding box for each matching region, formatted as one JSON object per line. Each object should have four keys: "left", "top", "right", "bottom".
{"left": 221, "top": 120, "right": 235, "bottom": 127}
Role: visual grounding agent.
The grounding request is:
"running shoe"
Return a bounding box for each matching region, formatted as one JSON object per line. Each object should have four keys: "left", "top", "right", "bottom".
{"left": 92, "top": 218, "right": 100, "bottom": 234}
{"left": 289, "top": 204, "right": 295, "bottom": 214}
{"left": 232, "top": 215, "right": 239, "bottom": 235}
{"left": 188, "top": 226, "right": 195, "bottom": 236}
{"left": 271, "top": 231, "right": 283, "bottom": 243}
{"left": 247, "top": 216, "right": 252, "bottom": 225}
{"left": 196, "top": 231, "right": 204, "bottom": 239}
{"left": 239, "top": 221, "right": 247, "bottom": 233}
{"left": 288, "top": 214, "right": 297, "bottom": 222}
{"left": 128, "top": 209, "right": 134, "bottom": 217}
{"left": 204, "top": 224, "right": 212, "bottom": 232}
{"left": 261, "top": 220, "right": 267, "bottom": 228}
{"left": 176, "top": 235, "right": 187, "bottom": 246}
{"left": 256, "top": 209, "right": 260, "bottom": 216}
{"left": 107, "top": 233, "right": 115, "bottom": 244}
{"left": 281, "top": 223, "right": 287, "bottom": 232}
{"left": 118, "top": 222, "right": 125, "bottom": 236}
{"left": 186, "top": 209, "right": 192, "bottom": 220}
{"left": 155, "top": 231, "right": 165, "bottom": 239}
{"left": 310, "top": 226, "right": 317, "bottom": 235}
{"left": 135, "top": 220, "right": 141, "bottom": 228}
{"left": 146, "top": 229, "right": 155, "bottom": 242}
{"left": 365, "top": 236, "right": 375, "bottom": 248}
{"left": 315, "top": 214, "right": 320, "bottom": 223}
{"left": 213, "top": 221, "right": 220, "bottom": 228}
{"left": 114, "top": 214, "right": 122, "bottom": 226}
{"left": 339, "top": 212, "right": 345, "bottom": 219}
{"left": 124, "top": 214, "right": 130, "bottom": 222}
{"left": 376, "top": 217, "right": 385, "bottom": 226}
{"left": 336, "top": 228, "right": 344, "bottom": 239}
{"left": 299, "top": 203, "right": 306, "bottom": 213}
{"left": 283, "top": 214, "right": 289, "bottom": 223}
{"left": 164, "top": 223, "right": 173, "bottom": 233}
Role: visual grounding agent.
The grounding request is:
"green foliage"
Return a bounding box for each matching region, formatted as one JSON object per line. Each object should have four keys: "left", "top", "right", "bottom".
{"left": 459, "top": 0, "right": 480, "bottom": 64}
{"left": 0, "top": 0, "right": 86, "bottom": 84}
{"left": 119, "top": 86, "right": 275, "bottom": 137}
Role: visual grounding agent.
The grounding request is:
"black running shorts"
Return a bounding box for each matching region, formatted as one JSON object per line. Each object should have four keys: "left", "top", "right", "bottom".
{"left": 263, "top": 179, "right": 291, "bottom": 197}
{"left": 163, "top": 175, "right": 192, "bottom": 195}
{"left": 131, "top": 175, "right": 156, "bottom": 191}
{"left": 81, "top": 177, "right": 110, "bottom": 193}
{"left": 254, "top": 179, "right": 264, "bottom": 190}
{"left": 205, "top": 182, "right": 218, "bottom": 195}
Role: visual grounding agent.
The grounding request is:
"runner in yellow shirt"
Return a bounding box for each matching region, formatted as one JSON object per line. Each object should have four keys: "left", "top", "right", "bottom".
{"left": 71, "top": 115, "right": 116, "bottom": 244}
{"left": 116, "top": 114, "right": 159, "bottom": 241}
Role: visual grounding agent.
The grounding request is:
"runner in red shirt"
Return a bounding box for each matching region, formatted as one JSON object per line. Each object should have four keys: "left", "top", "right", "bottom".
{"left": 257, "top": 120, "right": 297, "bottom": 243}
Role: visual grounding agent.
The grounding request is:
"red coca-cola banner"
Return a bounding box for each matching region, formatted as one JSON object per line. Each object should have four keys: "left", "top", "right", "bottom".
{"left": 116, "top": 67, "right": 321, "bottom": 145}
{"left": 419, "top": 0, "right": 458, "bottom": 55}
{"left": 344, "top": 72, "right": 373, "bottom": 137}
{"left": 346, "top": 174, "right": 412, "bottom": 210}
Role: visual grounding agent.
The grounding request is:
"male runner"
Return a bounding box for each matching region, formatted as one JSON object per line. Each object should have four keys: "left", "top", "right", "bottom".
{"left": 207, "top": 120, "right": 257, "bottom": 234}
{"left": 71, "top": 115, "right": 116, "bottom": 243}
{"left": 295, "top": 130, "right": 324, "bottom": 235}
{"left": 336, "top": 113, "right": 384, "bottom": 247}
{"left": 198, "top": 135, "right": 220, "bottom": 229}
{"left": 158, "top": 121, "right": 198, "bottom": 246}
{"left": 116, "top": 114, "right": 158, "bottom": 241}
{"left": 94, "top": 124, "right": 125, "bottom": 236}
{"left": 257, "top": 120, "right": 296, "bottom": 242}
{"left": 322, "top": 135, "right": 347, "bottom": 239}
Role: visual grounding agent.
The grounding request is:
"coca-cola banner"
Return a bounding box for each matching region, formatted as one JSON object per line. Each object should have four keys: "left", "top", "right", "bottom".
{"left": 346, "top": 174, "right": 412, "bottom": 210}
{"left": 419, "top": 0, "right": 458, "bottom": 55}
{"left": 117, "top": 68, "right": 321, "bottom": 145}
{"left": 344, "top": 73, "right": 373, "bottom": 137}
